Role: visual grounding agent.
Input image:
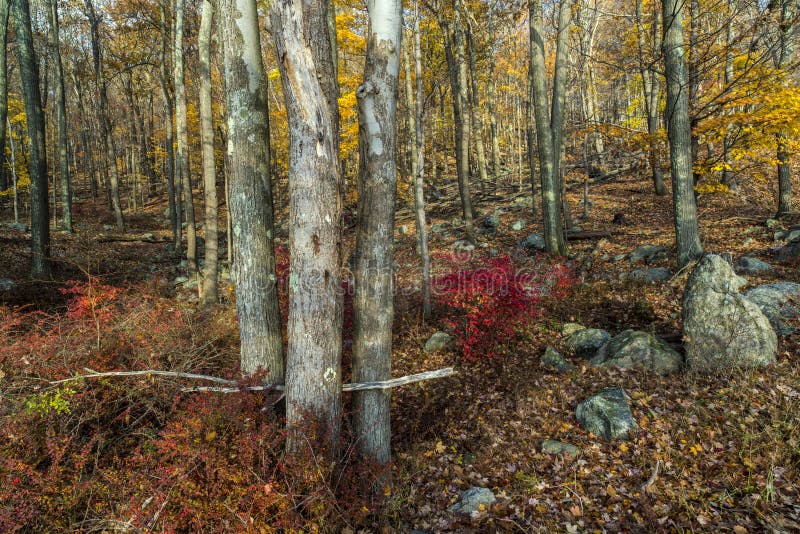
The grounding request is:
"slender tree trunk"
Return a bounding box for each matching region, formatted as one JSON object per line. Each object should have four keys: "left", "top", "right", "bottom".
{"left": 529, "top": 0, "right": 568, "bottom": 255}
{"left": 721, "top": 0, "right": 737, "bottom": 192}
{"left": 11, "top": 0, "right": 50, "bottom": 277}
{"left": 636, "top": 0, "right": 667, "bottom": 196}
{"left": 8, "top": 119, "right": 19, "bottom": 222}
{"left": 272, "top": 0, "right": 344, "bottom": 450}
{"left": 413, "top": 7, "right": 431, "bottom": 320}
{"left": 466, "top": 29, "right": 488, "bottom": 186}
{"left": 353, "top": 0, "right": 402, "bottom": 467}
{"left": 47, "top": 0, "right": 71, "bottom": 232}
{"left": 220, "top": 0, "right": 284, "bottom": 380}
{"left": 442, "top": 8, "right": 475, "bottom": 242}
{"left": 84, "top": 0, "right": 124, "bottom": 232}
{"left": 175, "top": 0, "right": 196, "bottom": 273}
{"left": 403, "top": 42, "right": 417, "bottom": 182}
{"left": 663, "top": 0, "right": 703, "bottom": 267}
{"left": 159, "top": 5, "right": 178, "bottom": 247}
{"left": 772, "top": 0, "right": 794, "bottom": 217}
{"left": 486, "top": 18, "right": 501, "bottom": 182}
{"left": 71, "top": 71, "right": 98, "bottom": 200}
{"left": 0, "top": 1, "right": 9, "bottom": 192}
{"left": 199, "top": 0, "right": 218, "bottom": 305}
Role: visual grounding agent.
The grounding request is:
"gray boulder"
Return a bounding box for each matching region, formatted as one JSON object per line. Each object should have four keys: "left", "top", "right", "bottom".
{"left": 482, "top": 215, "right": 500, "bottom": 229}
{"left": 448, "top": 487, "right": 496, "bottom": 515}
{"left": 629, "top": 267, "right": 671, "bottom": 282}
{"left": 518, "top": 233, "right": 545, "bottom": 251}
{"left": 776, "top": 241, "right": 800, "bottom": 262}
{"left": 453, "top": 239, "right": 475, "bottom": 252}
{"left": 775, "top": 225, "right": 800, "bottom": 243}
{"left": 735, "top": 256, "right": 772, "bottom": 275}
{"left": 424, "top": 331, "right": 453, "bottom": 353}
{"left": 629, "top": 244, "right": 668, "bottom": 264}
{"left": 591, "top": 330, "right": 682, "bottom": 374}
{"left": 540, "top": 346, "right": 573, "bottom": 372}
{"left": 7, "top": 222, "right": 29, "bottom": 232}
{"left": 566, "top": 328, "right": 611, "bottom": 359}
{"left": 682, "top": 254, "right": 777, "bottom": 371}
{"left": 745, "top": 282, "right": 800, "bottom": 336}
{"left": 511, "top": 220, "right": 526, "bottom": 231}
{"left": 561, "top": 322, "right": 586, "bottom": 336}
{"left": 102, "top": 224, "right": 114, "bottom": 231}
{"left": 0, "top": 278, "right": 16, "bottom": 291}
{"left": 576, "top": 387, "right": 638, "bottom": 440}
{"left": 431, "top": 223, "right": 448, "bottom": 234}
{"left": 541, "top": 439, "right": 580, "bottom": 457}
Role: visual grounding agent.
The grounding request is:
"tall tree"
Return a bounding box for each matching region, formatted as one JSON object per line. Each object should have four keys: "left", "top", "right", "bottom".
{"left": 220, "top": 0, "right": 284, "bottom": 380}
{"left": 636, "top": 0, "right": 667, "bottom": 196}
{"left": 11, "top": 0, "right": 50, "bottom": 277}
{"left": 158, "top": 4, "right": 179, "bottom": 248}
{"left": 47, "top": 0, "right": 72, "bottom": 232}
{"left": 175, "top": 0, "right": 197, "bottom": 273}
{"left": 272, "top": 0, "right": 344, "bottom": 450}
{"left": 771, "top": 0, "right": 795, "bottom": 217}
{"left": 663, "top": 0, "right": 703, "bottom": 267}
{"left": 0, "top": 0, "right": 9, "bottom": 192}
{"left": 84, "top": 0, "right": 124, "bottom": 232}
{"left": 413, "top": 4, "right": 431, "bottom": 320}
{"left": 529, "top": 0, "right": 570, "bottom": 255}
{"left": 353, "top": 0, "right": 402, "bottom": 466}
{"left": 199, "top": 0, "right": 218, "bottom": 305}
{"left": 440, "top": 3, "right": 476, "bottom": 243}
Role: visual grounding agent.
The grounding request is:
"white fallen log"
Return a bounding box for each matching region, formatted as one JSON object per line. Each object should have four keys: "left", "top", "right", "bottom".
{"left": 50, "top": 367, "right": 457, "bottom": 393}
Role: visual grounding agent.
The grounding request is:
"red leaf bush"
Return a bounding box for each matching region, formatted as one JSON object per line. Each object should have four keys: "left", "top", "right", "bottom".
{"left": 433, "top": 253, "right": 575, "bottom": 362}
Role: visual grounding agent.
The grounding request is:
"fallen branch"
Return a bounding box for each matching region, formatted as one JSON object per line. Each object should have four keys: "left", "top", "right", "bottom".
{"left": 51, "top": 367, "right": 457, "bottom": 393}
{"left": 566, "top": 230, "right": 618, "bottom": 240}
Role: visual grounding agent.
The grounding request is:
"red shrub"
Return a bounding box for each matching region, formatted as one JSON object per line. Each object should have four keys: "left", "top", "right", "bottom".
{"left": 433, "top": 253, "right": 574, "bottom": 362}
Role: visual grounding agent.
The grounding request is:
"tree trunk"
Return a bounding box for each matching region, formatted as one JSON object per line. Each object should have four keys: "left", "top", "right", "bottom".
{"left": 272, "top": 0, "right": 344, "bottom": 450}
{"left": 47, "top": 0, "right": 71, "bottom": 232}
{"left": 466, "top": 29, "right": 488, "bottom": 186}
{"left": 85, "top": 0, "right": 124, "bottom": 232}
{"left": 220, "top": 0, "right": 284, "bottom": 381}
{"left": 0, "top": 1, "right": 9, "bottom": 192}
{"left": 486, "top": 20, "right": 501, "bottom": 182}
{"left": 159, "top": 5, "right": 178, "bottom": 247}
{"left": 199, "top": 0, "right": 218, "bottom": 305}
{"left": 529, "top": 0, "right": 568, "bottom": 255}
{"left": 413, "top": 6, "right": 431, "bottom": 321}
{"left": 353, "top": 0, "right": 402, "bottom": 467}
{"left": 663, "top": 0, "right": 703, "bottom": 267}
{"left": 11, "top": 0, "right": 50, "bottom": 277}
{"left": 636, "top": 0, "right": 667, "bottom": 196}
{"left": 721, "top": 0, "right": 737, "bottom": 192}
{"left": 772, "top": 0, "right": 794, "bottom": 217}
{"left": 175, "top": 0, "right": 196, "bottom": 273}
{"left": 442, "top": 7, "right": 475, "bottom": 242}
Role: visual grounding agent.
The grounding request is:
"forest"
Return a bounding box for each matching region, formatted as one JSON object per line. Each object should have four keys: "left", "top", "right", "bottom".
{"left": 0, "top": 0, "right": 799, "bottom": 530}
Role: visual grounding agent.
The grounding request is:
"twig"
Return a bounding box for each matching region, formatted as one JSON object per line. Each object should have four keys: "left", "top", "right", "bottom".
{"left": 51, "top": 367, "right": 457, "bottom": 393}
{"left": 641, "top": 459, "right": 660, "bottom": 493}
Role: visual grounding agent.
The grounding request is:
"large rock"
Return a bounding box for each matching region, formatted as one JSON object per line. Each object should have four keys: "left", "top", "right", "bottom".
{"left": 576, "top": 387, "right": 638, "bottom": 440}
{"left": 566, "top": 328, "right": 611, "bottom": 359}
{"left": 591, "top": 330, "right": 682, "bottom": 374}
{"left": 424, "top": 332, "right": 453, "bottom": 353}
{"left": 775, "top": 241, "right": 800, "bottom": 262}
{"left": 735, "top": 256, "right": 772, "bottom": 275}
{"left": 518, "top": 233, "right": 545, "bottom": 251}
{"left": 745, "top": 282, "right": 800, "bottom": 336}
{"left": 682, "top": 254, "right": 777, "bottom": 371}
{"left": 541, "top": 439, "right": 580, "bottom": 457}
{"left": 629, "top": 244, "right": 668, "bottom": 264}
{"left": 540, "top": 346, "right": 573, "bottom": 372}
{"left": 448, "top": 487, "right": 496, "bottom": 515}
{"left": 482, "top": 215, "right": 500, "bottom": 229}
{"left": 629, "top": 267, "right": 671, "bottom": 282}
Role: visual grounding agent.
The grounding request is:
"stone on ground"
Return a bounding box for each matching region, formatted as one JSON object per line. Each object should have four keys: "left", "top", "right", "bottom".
{"left": 566, "top": 328, "right": 611, "bottom": 359}
{"left": 735, "top": 256, "right": 772, "bottom": 275}
{"left": 745, "top": 282, "right": 800, "bottom": 336}
{"left": 424, "top": 331, "right": 453, "bottom": 353}
{"left": 682, "top": 254, "right": 777, "bottom": 371}
{"left": 576, "top": 387, "right": 638, "bottom": 440}
{"left": 540, "top": 346, "right": 574, "bottom": 372}
{"left": 447, "top": 486, "right": 496, "bottom": 515}
{"left": 518, "top": 233, "right": 545, "bottom": 251}
{"left": 541, "top": 439, "right": 580, "bottom": 457}
{"left": 629, "top": 244, "right": 667, "bottom": 264}
{"left": 591, "top": 329, "right": 682, "bottom": 374}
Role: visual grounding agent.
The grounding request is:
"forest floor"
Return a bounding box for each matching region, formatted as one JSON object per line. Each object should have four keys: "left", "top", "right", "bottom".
{"left": 1, "top": 170, "right": 799, "bottom": 532}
